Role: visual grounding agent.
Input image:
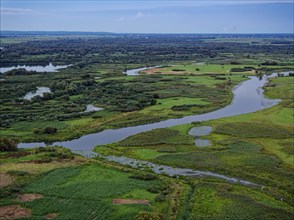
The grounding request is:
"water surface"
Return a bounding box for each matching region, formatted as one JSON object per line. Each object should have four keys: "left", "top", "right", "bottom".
{"left": 125, "top": 66, "right": 160, "bottom": 76}
{"left": 85, "top": 104, "right": 104, "bottom": 112}
{"left": 73, "top": 151, "right": 259, "bottom": 187}
{"left": 24, "top": 87, "right": 51, "bottom": 100}
{"left": 0, "top": 63, "right": 69, "bottom": 73}
{"left": 194, "top": 139, "right": 212, "bottom": 147}
{"left": 189, "top": 126, "right": 212, "bottom": 136}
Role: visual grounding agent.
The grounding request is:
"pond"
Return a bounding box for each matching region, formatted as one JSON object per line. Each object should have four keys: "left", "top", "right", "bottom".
{"left": 24, "top": 87, "right": 51, "bottom": 100}
{"left": 194, "top": 139, "right": 212, "bottom": 147}
{"left": 0, "top": 63, "right": 69, "bottom": 73}
{"left": 85, "top": 104, "right": 104, "bottom": 112}
{"left": 189, "top": 126, "right": 212, "bottom": 136}
{"left": 189, "top": 126, "right": 213, "bottom": 147}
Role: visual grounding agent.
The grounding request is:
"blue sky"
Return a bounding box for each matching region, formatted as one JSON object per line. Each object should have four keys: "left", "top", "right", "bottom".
{"left": 1, "top": 0, "right": 293, "bottom": 33}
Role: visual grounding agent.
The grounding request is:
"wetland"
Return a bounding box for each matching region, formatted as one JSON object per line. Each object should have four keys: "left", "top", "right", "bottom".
{"left": 1, "top": 32, "right": 293, "bottom": 220}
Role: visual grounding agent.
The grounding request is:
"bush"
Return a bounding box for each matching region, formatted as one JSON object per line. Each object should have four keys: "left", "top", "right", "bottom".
{"left": 129, "top": 174, "right": 157, "bottom": 180}
{"left": 33, "top": 128, "right": 43, "bottom": 134}
{"left": 44, "top": 127, "right": 57, "bottom": 134}
{"left": 157, "top": 147, "right": 176, "bottom": 153}
{"left": 0, "top": 137, "right": 17, "bottom": 151}
{"left": 172, "top": 69, "right": 185, "bottom": 72}
{"left": 154, "top": 193, "right": 166, "bottom": 202}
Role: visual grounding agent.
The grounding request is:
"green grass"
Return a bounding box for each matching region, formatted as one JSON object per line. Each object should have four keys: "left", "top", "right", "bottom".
{"left": 213, "top": 122, "right": 292, "bottom": 138}
{"left": 184, "top": 183, "right": 293, "bottom": 220}
{"left": 155, "top": 64, "right": 294, "bottom": 75}
{"left": 119, "top": 128, "right": 193, "bottom": 147}
{"left": 130, "top": 149, "right": 165, "bottom": 160}
{"left": 140, "top": 97, "right": 210, "bottom": 116}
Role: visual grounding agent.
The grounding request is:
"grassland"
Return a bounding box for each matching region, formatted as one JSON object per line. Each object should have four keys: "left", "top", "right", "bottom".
{"left": 94, "top": 75, "right": 294, "bottom": 218}
{"left": 143, "top": 63, "right": 294, "bottom": 75}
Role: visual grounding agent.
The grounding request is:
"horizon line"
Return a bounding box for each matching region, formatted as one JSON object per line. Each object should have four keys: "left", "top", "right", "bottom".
{"left": 1, "top": 30, "right": 294, "bottom": 35}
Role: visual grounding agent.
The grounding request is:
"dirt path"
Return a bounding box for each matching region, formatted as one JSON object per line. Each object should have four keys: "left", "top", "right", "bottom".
{"left": 45, "top": 213, "right": 58, "bottom": 219}
{"left": 17, "top": 193, "right": 43, "bottom": 202}
{"left": 112, "top": 199, "right": 149, "bottom": 205}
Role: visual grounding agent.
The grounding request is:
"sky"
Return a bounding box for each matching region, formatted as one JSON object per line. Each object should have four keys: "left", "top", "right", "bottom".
{"left": 1, "top": 0, "right": 293, "bottom": 33}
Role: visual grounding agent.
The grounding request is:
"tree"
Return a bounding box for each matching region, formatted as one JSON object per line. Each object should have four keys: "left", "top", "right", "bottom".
{"left": 0, "top": 137, "right": 17, "bottom": 151}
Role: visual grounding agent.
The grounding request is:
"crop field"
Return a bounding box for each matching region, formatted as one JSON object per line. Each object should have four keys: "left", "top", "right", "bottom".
{"left": 0, "top": 147, "right": 176, "bottom": 219}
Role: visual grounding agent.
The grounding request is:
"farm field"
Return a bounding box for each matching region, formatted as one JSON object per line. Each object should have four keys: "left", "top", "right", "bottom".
{"left": 0, "top": 147, "right": 179, "bottom": 219}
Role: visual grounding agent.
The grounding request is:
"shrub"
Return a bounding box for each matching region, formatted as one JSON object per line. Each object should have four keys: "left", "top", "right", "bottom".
{"left": 153, "top": 94, "right": 160, "bottom": 99}
{"left": 157, "top": 147, "right": 176, "bottom": 153}
{"left": 33, "top": 128, "right": 43, "bottom": 134}
{"left": 172, "top": 69, "right": 185, "bottom": 72}
{"left": 129, "top": 174, "right": 157, "bottom": 180}
{"left": 44, "top": 127, "right": 57, "bottom": 134}
{"left": 154, "top": 193, "right": 166, "bottom": 202}
{"left": 0, "top": 137, "right": 17, "bottom": 151}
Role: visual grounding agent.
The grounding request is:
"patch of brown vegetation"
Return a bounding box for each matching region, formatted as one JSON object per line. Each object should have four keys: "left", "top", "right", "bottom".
{"left": 0, "top": 205, "right": 31, "bottom": 219}
{"left": 45, "top": 213, "right": 58, "bottom": 219}
{"left": 20, "top": 159, "right": 52, "bottom": 164}
{"left": 142, "top": 68, "right": 163, "bottom": 74}
{"left": 143, "top": 68, "right": 187, "bottom": 75}
{"left": 18, "top": 193, "right": 43, "bottom": 202}
{"left": 112, "top": 199, "right": 149, "bottom": 205}
{"left": 0, "top": 151, "right": 30, "bottom": 159}
{"left": 0, "top": 173, "right": 14, "bottom": 187}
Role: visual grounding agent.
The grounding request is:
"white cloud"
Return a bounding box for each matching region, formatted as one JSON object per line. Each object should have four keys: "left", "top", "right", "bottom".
{"left": 1, "top": 7, "right": 32, "bottom": 15}
{"left": 117, "top": 11, "right": 150, "bottom": 22}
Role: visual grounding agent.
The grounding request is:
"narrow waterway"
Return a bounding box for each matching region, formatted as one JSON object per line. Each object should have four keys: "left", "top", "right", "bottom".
{"left": 73, "top": 151, "right": 260, "bottom": 187}
{"left": 125, "top": 66, "right": 161, "bottom": 75}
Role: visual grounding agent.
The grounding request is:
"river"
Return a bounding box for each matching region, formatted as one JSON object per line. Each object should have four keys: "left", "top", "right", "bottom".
{"left": 17, "top": 72, "right": 288, "bottom": 186}
{"left": 18, "top": 73, "right": 281, "bottom": 150}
